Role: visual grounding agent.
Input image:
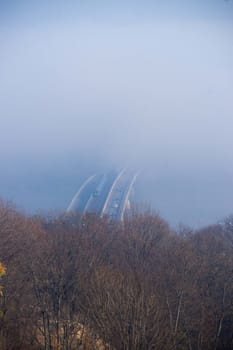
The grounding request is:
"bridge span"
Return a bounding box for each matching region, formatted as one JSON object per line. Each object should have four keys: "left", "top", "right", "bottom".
{"left": 66, "top": 169, "right": 138, "bottom": 221}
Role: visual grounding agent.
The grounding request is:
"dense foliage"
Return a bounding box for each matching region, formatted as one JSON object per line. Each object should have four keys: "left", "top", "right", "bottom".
{"left": 0, "top": 200, "right": 233, "bottom": 349}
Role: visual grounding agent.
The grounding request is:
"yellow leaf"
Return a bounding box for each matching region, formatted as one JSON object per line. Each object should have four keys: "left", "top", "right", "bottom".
{"left": 0, "top": 263, "right": 6, "bottom": 277}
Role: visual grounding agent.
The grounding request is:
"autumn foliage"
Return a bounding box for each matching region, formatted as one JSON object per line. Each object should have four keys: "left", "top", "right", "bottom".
{"left": 0, "top": 200, "right": 233, "bottom": 349}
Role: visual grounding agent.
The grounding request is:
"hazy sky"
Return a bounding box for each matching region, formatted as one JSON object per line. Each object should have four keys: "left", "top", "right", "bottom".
{"left": 0, "top": 1, "right": 233, "bottom": 227}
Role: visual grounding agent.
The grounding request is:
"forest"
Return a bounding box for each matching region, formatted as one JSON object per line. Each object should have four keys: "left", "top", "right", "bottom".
{"left": 0, "top": 199, "right": 233, "bottom": 350}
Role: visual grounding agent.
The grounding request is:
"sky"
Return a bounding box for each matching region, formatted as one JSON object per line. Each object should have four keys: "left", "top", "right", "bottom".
{"left": 0, "top": 0, "right": 233, "bottom": 227}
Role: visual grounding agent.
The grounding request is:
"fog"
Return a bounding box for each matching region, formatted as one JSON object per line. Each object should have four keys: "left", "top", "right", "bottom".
{"left": 0, "top": 1, "right": 233, "bottom": 227}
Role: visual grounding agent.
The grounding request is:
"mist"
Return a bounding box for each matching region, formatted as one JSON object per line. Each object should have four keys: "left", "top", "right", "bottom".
{"left": 0, "top": 0, "right": 233, "bottom": 227}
